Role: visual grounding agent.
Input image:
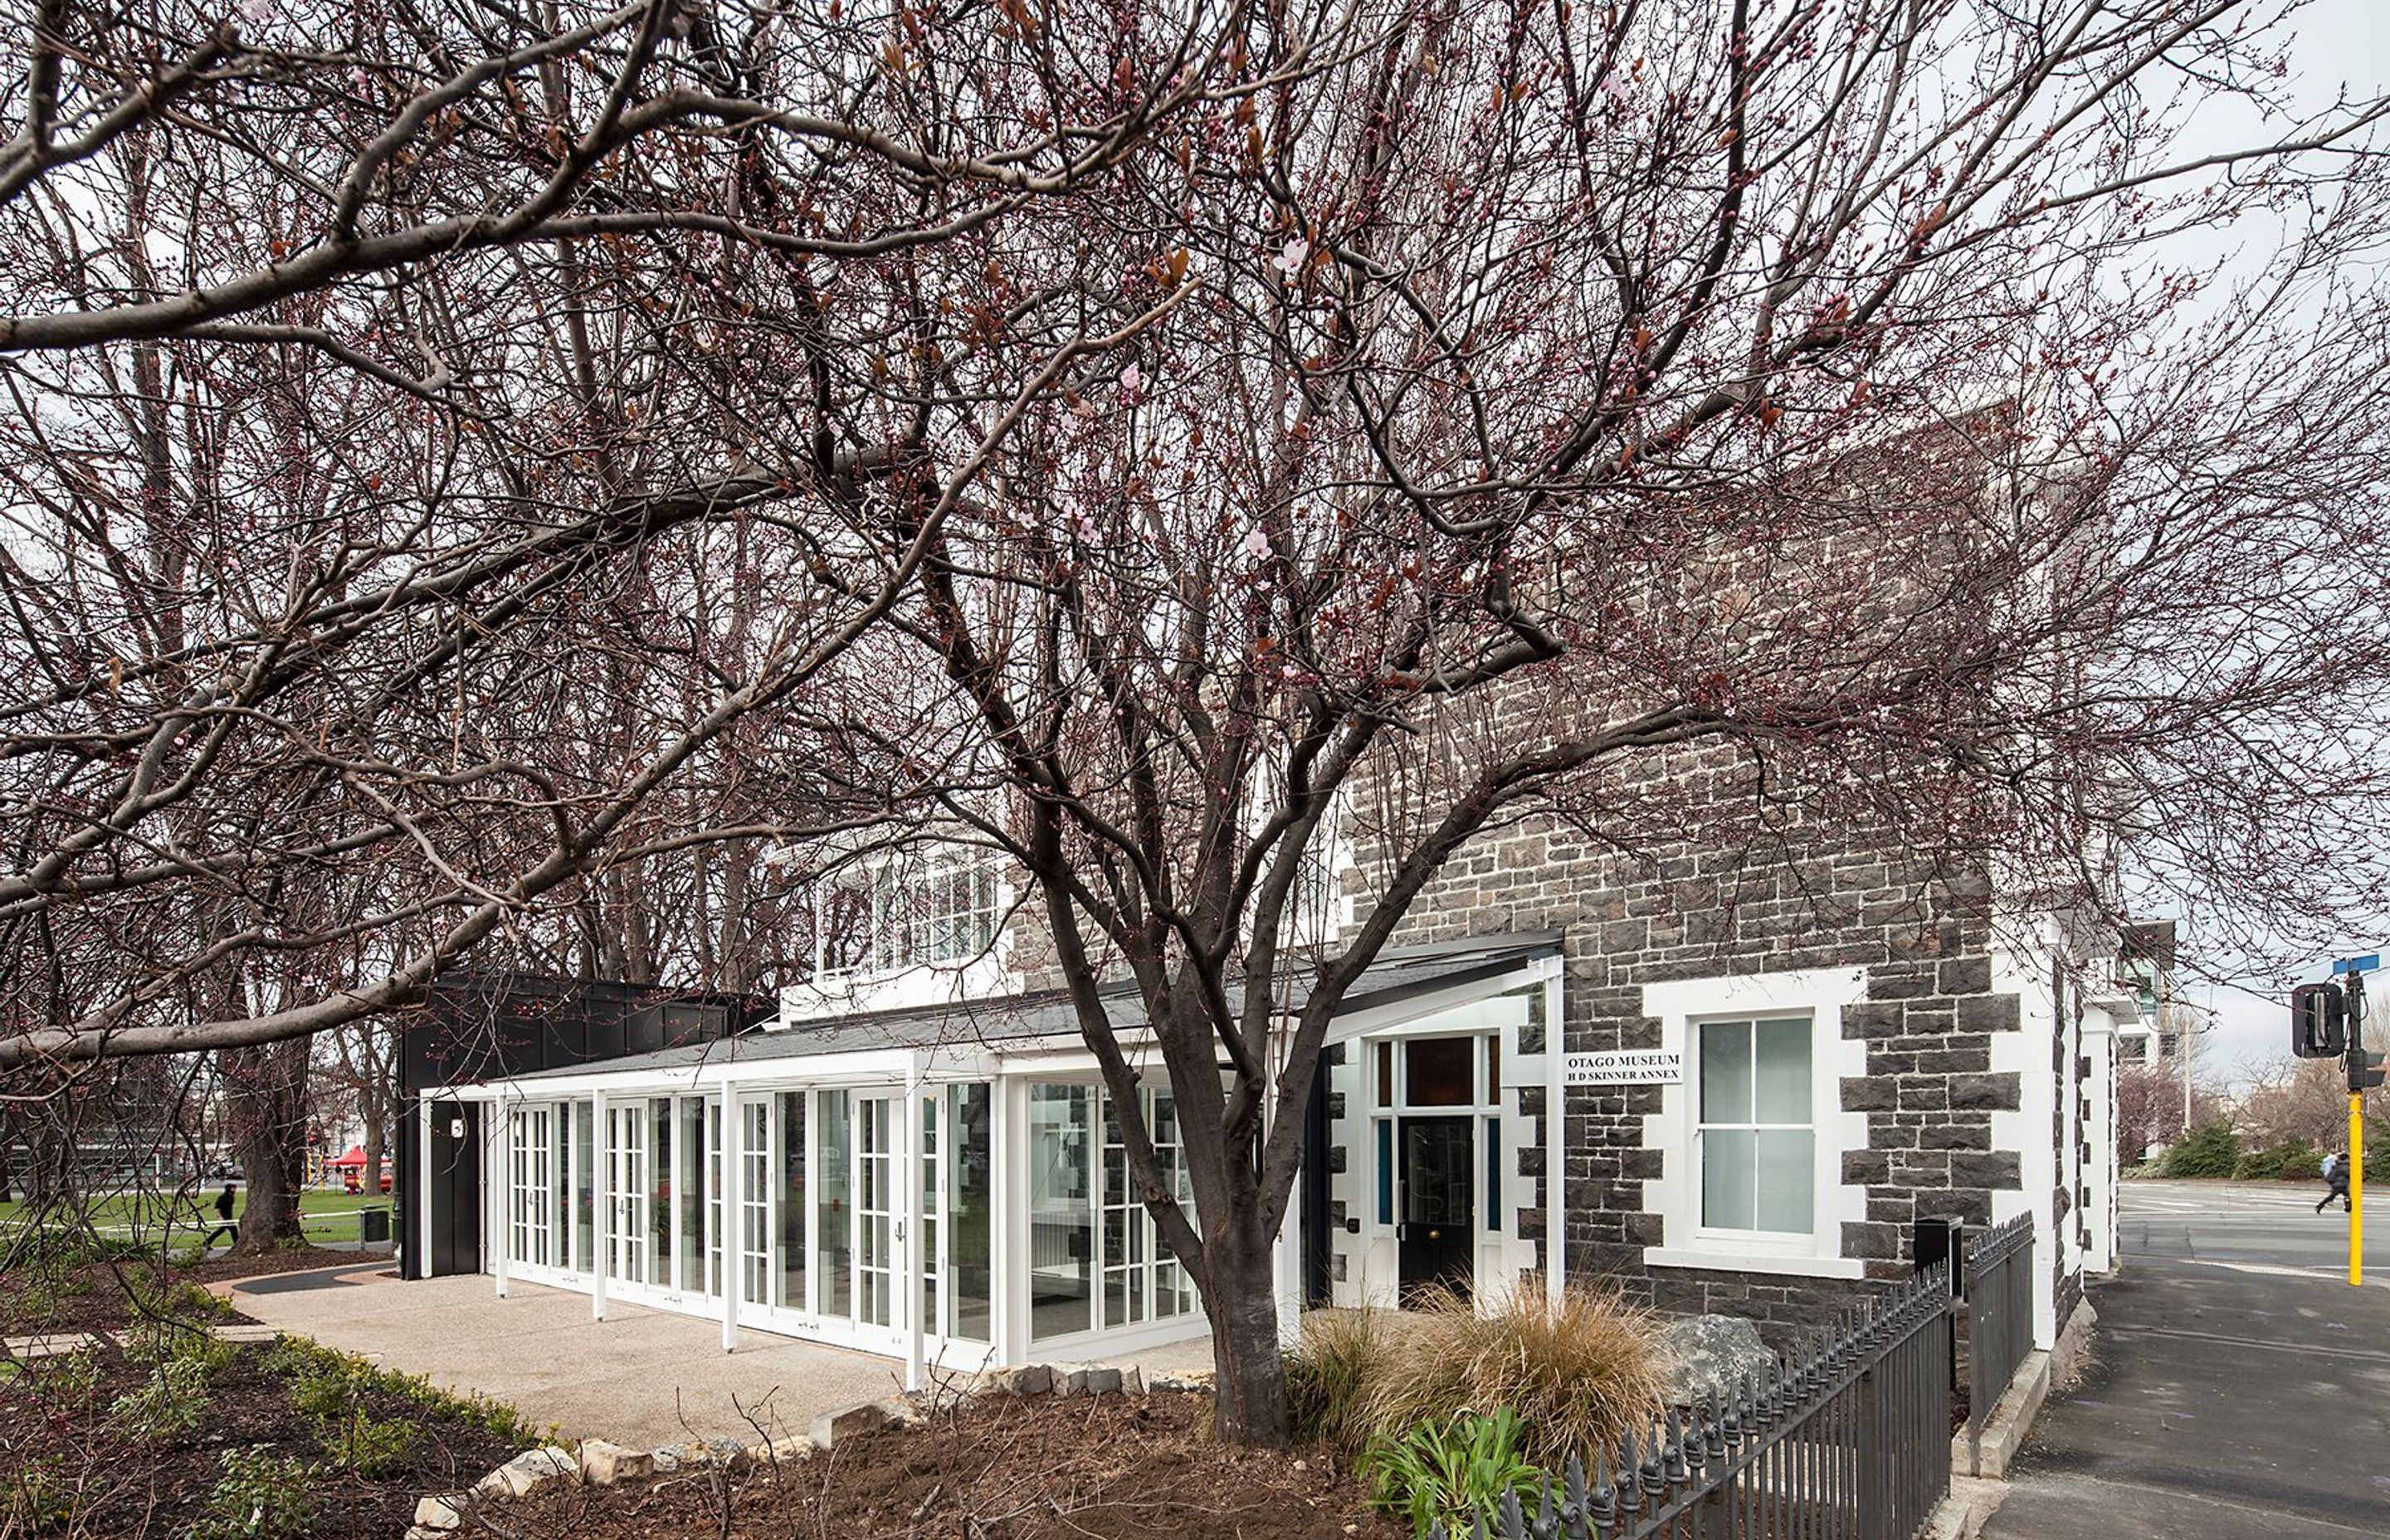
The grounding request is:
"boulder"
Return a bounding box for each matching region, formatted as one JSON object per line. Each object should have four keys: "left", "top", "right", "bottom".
{"left": 477, "top": 1446, "right": 578, "bottom": 1499}
{"left": 578, "top": 1439, "right": 654, "bottom": 1486}
{"left": 649, "top": 1445, "right": 683, "bottom": 1473}
{"left": 412, "top": 1495, "right": 465, "bottom": 1532}
{"left": 1000, "top": 1363, "right": 1053, "bottom": 1396}
{"left": 810, "top": 1399, "right": 891, "bottom": 1450}
{"left": 1656, "top": 1314, "right": 1778, "bottom": 1402}
{"left": 1083, "top": 1366, "right": 1122, "bottom": 1396}
{"left": 746, "top": 1434, "right": 815, "bottom": 1468}
{"left": 1118, "top": 1365, "right": 1144, "bottom": 1396}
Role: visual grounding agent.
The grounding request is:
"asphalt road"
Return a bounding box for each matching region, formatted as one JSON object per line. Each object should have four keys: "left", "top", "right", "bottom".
{"left": 1983, "top": 1178, "right": 2390, "bottom": 1539}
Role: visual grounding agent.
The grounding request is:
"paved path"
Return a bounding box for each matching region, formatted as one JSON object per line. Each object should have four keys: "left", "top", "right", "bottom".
{"left": 1985, "top": 1179, "right": 2390, "bottom": 1539}
{"left": 227, "top": 1264, "right": 1216, "bottom": 1450}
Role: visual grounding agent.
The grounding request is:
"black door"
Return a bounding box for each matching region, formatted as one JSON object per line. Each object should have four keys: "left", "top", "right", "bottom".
{"left": 1397, "top": 1115, "right": 1474, "bottom": 1298}
{"left": 427, "top": 1101, "right": 481, "bottom": 1277}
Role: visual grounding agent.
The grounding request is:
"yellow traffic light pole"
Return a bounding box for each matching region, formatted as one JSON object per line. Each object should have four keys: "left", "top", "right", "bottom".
{"left": 2353, "top": 1090, "right": 2365, "bottom": 1288}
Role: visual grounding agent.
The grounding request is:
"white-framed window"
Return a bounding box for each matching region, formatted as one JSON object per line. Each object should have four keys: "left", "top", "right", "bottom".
{"left": 818, "top": 854, "right": 1000, "bottom": 979}
{"left": 1695, "top": 1016, "right": 1815, "bottom": 1235}
{"left": 1636, "top": 967, "right": 1869, "bottom": 1279}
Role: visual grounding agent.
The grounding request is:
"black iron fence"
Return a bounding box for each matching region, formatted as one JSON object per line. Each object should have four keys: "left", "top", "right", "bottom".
{"left": 1960, "top": 1213, "right": 2034, "bottom": 1464}
{"left": 1441, "top": 1267, "right": 1956, "bottom": 1540}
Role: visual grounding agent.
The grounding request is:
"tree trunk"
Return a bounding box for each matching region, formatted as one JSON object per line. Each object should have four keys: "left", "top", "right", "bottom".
{"left": 1202, "top": 1221, "right": 1291, "bottom": 1446}
{"left": 223, "top": 1041, "right": 310, "bottom": 1254}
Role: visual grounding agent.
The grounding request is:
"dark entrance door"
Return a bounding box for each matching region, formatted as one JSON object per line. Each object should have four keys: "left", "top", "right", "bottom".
{"left": 427, "top": 1100, "right": 481, "bottom": 1277}
{"left": 1397, "top": 1115, "right": 1474, "bottom": 1297}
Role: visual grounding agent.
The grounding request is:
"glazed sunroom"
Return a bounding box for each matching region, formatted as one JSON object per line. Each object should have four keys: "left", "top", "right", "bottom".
{"left": 409, "top": 933, "right": 1566, "bottom": 1388}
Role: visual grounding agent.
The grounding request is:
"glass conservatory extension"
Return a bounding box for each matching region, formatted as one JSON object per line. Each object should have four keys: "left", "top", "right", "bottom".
{"left": 414, "top": 935, "right": 1566, "bottom": 1387}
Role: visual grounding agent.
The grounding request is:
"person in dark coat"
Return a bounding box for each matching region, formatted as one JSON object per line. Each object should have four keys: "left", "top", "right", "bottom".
{"left": 200, "top": 1182, "right": 240, "bottom": 1249}
{"left": 2318, "top": 1152, "right": 2352, "bottom": 1213}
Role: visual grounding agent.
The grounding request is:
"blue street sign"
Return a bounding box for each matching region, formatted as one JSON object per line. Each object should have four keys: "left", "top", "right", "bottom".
{"left": 2334, "top": 954, "right": 2381, "bottom": 974}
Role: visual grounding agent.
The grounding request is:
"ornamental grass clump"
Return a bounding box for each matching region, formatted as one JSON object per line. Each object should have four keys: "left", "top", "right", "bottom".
{"left": 1286, "top": 1284, "right": 1671, "bottom": 1474}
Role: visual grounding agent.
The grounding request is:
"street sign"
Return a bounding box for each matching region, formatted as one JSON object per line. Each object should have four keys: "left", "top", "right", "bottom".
{"left": 1563, "top": 1049, "right": 1685, "bottom": 1086}
{"left": 2333, "top": 954, "right": 2380, "bottom": 974}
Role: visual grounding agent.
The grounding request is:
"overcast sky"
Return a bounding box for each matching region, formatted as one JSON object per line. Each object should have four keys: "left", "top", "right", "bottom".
{"left": 2130, "top": 1, "right": 2390, "bottom": 1084}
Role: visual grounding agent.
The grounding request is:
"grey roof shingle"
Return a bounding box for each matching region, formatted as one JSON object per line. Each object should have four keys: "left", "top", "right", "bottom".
{"left": 498, "top": 929, "right": 1560, "bottom": 1084}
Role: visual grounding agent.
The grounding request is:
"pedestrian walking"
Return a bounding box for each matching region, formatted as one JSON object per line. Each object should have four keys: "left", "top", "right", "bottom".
{"left": 2317, "top": 1152, "right": 2352, "bottom": 1213}
{"left": 200, "top": 1182, "right": 239, "bottom": 1249}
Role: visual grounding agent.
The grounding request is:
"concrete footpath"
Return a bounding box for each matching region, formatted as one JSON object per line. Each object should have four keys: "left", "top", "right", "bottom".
{"left": 1984, "top": 1181, "right": 2390, "bottom": 1538}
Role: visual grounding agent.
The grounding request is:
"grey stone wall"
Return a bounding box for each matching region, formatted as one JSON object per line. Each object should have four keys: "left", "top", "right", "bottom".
{"left": 1354, "top": 736, "right": 2035, "bottom": 1347}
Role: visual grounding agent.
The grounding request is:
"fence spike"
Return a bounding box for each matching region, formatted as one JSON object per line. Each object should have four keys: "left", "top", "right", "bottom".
{"left": 1566, "top": 1451, "right": 1591, "bottom": 1533}
{"left": 1529, "top": 1474, "right": 1558, "bottom": 1540}
{"left": 1588, "top": 1448, "right": 1616, "bottom": 1530}
{"left": 1499, "top": 1484, "right": 1526, "bottom": 1538}
{"left": 1704, "top": 1386, "right": 1728, "bottom": 1459}
{"left": 1684, "top": 1399, "right": 1710, "bottom": 1477}
{"left": 1473, "top": 1507, "right": 1492, "bottom": 1540}
{"left": 1641, "top": 1418, "right": 1666, "bottom": 1493}
{"left": 1664, "top": 1406, "right": 1688, "bottom": 1484}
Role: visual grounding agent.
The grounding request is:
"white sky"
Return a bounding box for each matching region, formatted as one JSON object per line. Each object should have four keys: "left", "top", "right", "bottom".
{"left": 2142, "top": 1, "right": 2390, "bottom": 1084}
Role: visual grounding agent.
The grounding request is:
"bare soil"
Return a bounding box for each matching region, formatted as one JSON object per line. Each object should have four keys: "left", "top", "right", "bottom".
{"left": 510, "top": 1391, "right": 1407, "bottom": 1540}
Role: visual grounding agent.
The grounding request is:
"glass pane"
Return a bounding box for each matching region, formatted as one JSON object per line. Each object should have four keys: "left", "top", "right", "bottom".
{"left": 742, "top": 1102, "right": 768, "bottom": 1303}
{"left": 949, "top": 1084, "right": 993, "bottom": 1342}
{"left": 777, "top": 1092, "right": 806, "bottom": 1311}
{"left": 1700, "top": 1022, "right": 1753, "bottom": 1123}
{"left": 649, "top": 1099, "right": 672, "bottom": 1286}
{"left": 1753, "top": 1018, "right": 1811, "bottom": 1124}
{"left": 679, "top": 1099, "right": 705, "bottom": 1293}
{"left": 1376, "top": 1121, "right": 1393, "bottom": 1226}
{"left": 817, "top": 1091, "right": 852, "bottom": 1320}
{"left": 1402, "top": 1120, "right": 1473, "bottom": 1226}
{"left": 920, "top": 1097, "right": 940, "bottom": 1336}
{"left": 573, "top": 1103, "right": 593, "bottom": 1274}
{"left": 1376, "top": 1040, "right": 1394, "bottom": 1108}
{"left": 1029, "top": 1084, "right": 1092, "bottom": 1341}
{"left": 1405, "top": 1037, "right": 1475, "bottom": 1107}
{"left": 1701, "top": 1128, "right": 1756, "bottom": 1231}
{"left": 1754, "top": 1130, "right": 1815, "bottom": 1234}
{"left": 1486, "top": 1036, "right": 1501, "bottom": 1101}
{"left": 1485, "top": 1117, "right": 1501, "bottom": 1233}
{"left": 550, "top": 1107, "right": 571, "bottom": 1270}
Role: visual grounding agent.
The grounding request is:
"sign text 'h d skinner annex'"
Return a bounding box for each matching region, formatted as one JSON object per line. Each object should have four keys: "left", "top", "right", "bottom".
{"left": 1562, "top": 1049, "right": 1685, "bottom": 1086}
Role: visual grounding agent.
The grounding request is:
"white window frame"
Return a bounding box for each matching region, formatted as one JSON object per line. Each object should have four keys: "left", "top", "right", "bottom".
{"left": 815, "top": 852, "right": 1002, "bottom": 982}
{"left": 1637, "top": 967, "right": 1870, "bottom": 1279}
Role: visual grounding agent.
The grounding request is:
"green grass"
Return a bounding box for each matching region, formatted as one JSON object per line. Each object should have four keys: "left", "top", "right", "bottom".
{"left": 0, "top": 1188, "right": 391, "bottom": 1249}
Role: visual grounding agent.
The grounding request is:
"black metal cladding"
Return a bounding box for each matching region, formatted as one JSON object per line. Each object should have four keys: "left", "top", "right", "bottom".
{"left": 399, "top": 972, "right": 770, "bottom": 1092}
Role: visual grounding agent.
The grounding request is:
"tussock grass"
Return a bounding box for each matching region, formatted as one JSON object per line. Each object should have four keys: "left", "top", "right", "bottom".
{"left": 1288, "top": 1284, "right": 1669, "bottom": 1472}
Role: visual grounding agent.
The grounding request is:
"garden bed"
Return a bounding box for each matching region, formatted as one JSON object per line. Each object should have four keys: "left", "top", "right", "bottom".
{"left": 508, "top": 1391, "right": 1406, "bottom": 1540}
{"left": 2, "top": 1245, "right": 530, "bottom": 1538}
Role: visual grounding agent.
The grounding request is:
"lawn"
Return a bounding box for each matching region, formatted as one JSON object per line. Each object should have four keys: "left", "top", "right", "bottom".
{"left": 0, "top": 1187, "right": 393, "bottom": 1250}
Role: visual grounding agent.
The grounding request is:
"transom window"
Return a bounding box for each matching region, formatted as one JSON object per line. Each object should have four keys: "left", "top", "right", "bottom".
{"left": 1696, "top": 1016, "right": 1815, "bottom": 1235}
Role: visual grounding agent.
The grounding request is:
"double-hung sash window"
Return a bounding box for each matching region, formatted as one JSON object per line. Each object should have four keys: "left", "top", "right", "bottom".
{"left": 1696, "top": 1016, "right": 1815, "bottom": 1235}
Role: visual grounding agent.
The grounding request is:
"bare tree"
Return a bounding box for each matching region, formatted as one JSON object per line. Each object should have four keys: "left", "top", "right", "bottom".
{"left": 859, "top": 2, "right": 2390, "bottom": 1440}
{"left": 2, "top": 0, "right": 1261, "bottom": 1068}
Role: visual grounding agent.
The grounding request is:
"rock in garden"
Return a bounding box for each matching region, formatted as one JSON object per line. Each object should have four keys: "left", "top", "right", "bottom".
{"left": 1656, "top": 1314, "right": 1778, "bottom": 1401}
{"left": 412, "top": 1495, "right": 465, "bottom": 1532}
{"left": 478, "top": 1445, "right": 578, "bottom": 1499}
{"left": 810, "top": 1399, "right": 890, "bottom": 1450}
{"left": 577, "top": 1439, "right": 654, "bottom": 1486}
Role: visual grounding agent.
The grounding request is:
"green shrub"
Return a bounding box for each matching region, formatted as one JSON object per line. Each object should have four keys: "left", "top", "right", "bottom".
{"left": 1282, "top": 1286, "right": 1667, "bottom": 1474}
{"left": 2158, "top": 1120, "right": 2241, "bottom": 1177}
{"left": 266, "top": 1334, "right": 540, "bottom": 1448}
{"left": 2234, "top": 1138, "right": 2322, "bottom": 1181}
{"left": 1363, "top": 1408, "right": 1546, "bottom": 1540}
{"left": 189, "top": 1447, "right": 318, "bottom": 1540}
{"left": 33, "top": 1348, "right": 105, "bottom": 1409}
{"left": 318, "top": 1409, "right": 419, "bottom": 1479}
{"left": 4, "top": 1455, "right": 75, "bottom": 1533}
{"left": 109, "top": 1355, "right": 210, "bottom": 1440}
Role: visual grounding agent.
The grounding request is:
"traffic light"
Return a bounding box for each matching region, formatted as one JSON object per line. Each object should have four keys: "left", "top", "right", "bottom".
{"left": 2294, "top": 982, "right": 2349, "bottom": 1058}
{"left": 2353, "top": 1050, "right": 2387, "bottom": 1093}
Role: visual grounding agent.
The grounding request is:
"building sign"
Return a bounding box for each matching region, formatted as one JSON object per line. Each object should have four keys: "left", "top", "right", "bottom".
{"left": 1563, "top": 1050, "right": 1684, "bottom": 1086}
